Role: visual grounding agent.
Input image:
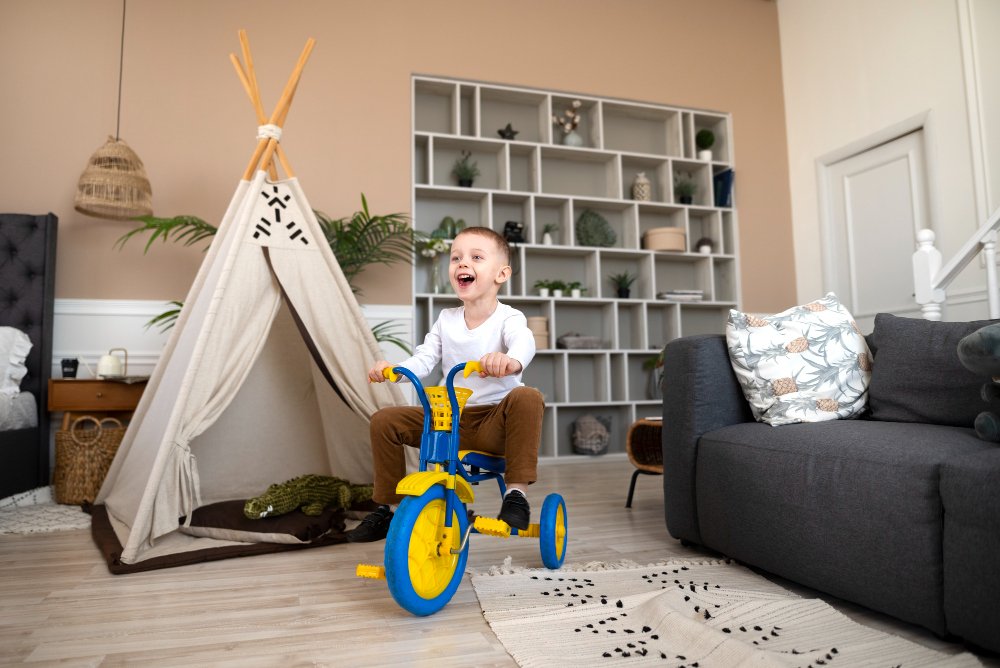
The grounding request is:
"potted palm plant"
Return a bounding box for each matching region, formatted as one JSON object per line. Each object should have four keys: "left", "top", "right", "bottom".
{"left": 609, "top": 271, "right": 636, "bottom": 298}
{"left": 452, "top": 150, "right": 480, "bottom": 187}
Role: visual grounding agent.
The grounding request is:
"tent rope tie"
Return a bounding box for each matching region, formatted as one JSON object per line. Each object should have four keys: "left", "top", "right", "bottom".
{"left": 257, "top": 123, "right": 283, "bottom": 141}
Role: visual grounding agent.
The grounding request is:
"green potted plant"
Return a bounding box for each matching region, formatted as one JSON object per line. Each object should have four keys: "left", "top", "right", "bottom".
{"left": 549, "top": 279, "right": 568, "bottom": 298}
{"left": 695, "top": 128, "right": 715, "bottom": 162}
{"left": 452, "top": 150, "right": 480, "bottom": 187}
{"left": 541, "top": 222, "right": 559, "bottom": 245}
{"left": 533, "top": 279, "right": 553, "bottom": 298}
{"left": 674, "top": 175, "right": 696, "bottom": 205}
{"left": 567, "top": 281, "right": 587, "bottom": 298}
{"left": 609, "top": 271, "right": 636, "bottom": 298}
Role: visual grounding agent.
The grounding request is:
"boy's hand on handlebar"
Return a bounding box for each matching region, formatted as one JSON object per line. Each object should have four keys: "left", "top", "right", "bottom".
{"left": 478, "top": 352, "right": 522, "bottom": 378}
{"left": 368, "top": 360, "right": 394, "bottom": 383}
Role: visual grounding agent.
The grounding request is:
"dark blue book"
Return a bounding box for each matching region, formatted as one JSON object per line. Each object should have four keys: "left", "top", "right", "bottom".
{"left": 713, "top": 169, "right": 734, "bottom": 208}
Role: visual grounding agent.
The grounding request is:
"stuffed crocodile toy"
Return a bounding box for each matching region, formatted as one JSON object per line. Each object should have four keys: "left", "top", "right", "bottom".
{"left": 243, "top": 474, "right": 374, "bottom": 519}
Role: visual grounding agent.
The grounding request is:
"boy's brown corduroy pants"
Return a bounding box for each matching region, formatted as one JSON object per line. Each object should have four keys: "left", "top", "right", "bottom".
{"left": 369, "top": 386, "right": 544, "bottom": 505}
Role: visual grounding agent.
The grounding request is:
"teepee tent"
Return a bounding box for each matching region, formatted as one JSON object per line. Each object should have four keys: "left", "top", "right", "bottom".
{"left": 95, "top": 33, "right": 404, "bottom": 566}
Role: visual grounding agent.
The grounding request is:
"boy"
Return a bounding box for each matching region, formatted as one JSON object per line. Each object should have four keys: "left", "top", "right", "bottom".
{"left": 347, "top": 226, "right": 544, "bottom": 542}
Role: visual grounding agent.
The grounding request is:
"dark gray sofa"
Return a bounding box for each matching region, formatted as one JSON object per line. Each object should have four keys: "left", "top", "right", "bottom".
{"left": 661, "top": 316, "right": 1000, "bottom": 653}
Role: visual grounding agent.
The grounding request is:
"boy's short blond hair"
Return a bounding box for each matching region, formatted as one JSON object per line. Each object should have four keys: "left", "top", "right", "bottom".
{"left": 455, "top": 226, "right": 511, "bottom": 265}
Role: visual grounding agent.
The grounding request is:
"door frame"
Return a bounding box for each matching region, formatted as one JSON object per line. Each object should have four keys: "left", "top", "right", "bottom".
{"left": 815, "top": 111, "right": 935, "bottom": 308}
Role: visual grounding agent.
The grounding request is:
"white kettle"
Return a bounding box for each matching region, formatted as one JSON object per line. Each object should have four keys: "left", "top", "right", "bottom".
{"left": 97, "top": 347, "right": 128, "bottom": 378}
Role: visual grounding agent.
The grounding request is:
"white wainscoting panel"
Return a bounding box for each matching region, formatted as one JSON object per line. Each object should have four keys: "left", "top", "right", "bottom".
{"left": 52, "top": 299, "right": 413, "bottom": 379}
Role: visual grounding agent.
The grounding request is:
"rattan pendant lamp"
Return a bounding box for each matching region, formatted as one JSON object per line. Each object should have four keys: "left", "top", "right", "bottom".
{"left": 74, "top": 0, "right": 153, "bottom": 219}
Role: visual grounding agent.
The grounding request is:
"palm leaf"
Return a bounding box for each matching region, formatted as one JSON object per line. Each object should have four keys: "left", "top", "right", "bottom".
{"left": 146, "top": 301, "right": 184, "bottom": 333}
{"left": 316, "top": 194, "right": 416, "bottom": 294}
{"left": 115, "top": 215, "right": 217, "bottom": 254}
{"left": 371, "top": 319, "right": 413, "bottom": 355}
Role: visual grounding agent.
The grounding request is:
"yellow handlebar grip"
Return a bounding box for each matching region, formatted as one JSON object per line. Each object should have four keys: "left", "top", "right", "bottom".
{"left": 383, "top": 367, "right": 399, "bottom": 383}
{"left": 463, "top": 361, "right": 482, "bottom": 377}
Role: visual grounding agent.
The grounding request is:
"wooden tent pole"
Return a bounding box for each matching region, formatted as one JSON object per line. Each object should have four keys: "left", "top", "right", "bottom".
{"left": 258, "top": 38, "right": 315, "bottom": 172}
{"left": 236, "top": 34, "right": 314, "bottom": 181}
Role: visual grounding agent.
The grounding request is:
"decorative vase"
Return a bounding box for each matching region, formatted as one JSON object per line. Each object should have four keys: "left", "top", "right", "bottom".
{"left": 542, "top": 232, "right": 553, "bottom": 245}
{"left": 632, "top": 172, "right": 651, "bottom": 201}
{"left": 562, "top": 130, "right": 584, "bottom": 147}
{"left": 431, "top": 258, "right": 443, "bottom": 294}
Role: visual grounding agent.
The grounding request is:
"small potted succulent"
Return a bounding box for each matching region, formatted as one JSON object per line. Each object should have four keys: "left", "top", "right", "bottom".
{"left": 549, "top": 280, "right": 568, "bottom": 298}
{"left": 696, "top": 129, "right": 715, "bottom": 162}
{"left": 533, "top": 279, "right": 553, "bottom": 298}
{"left": 567, "top": 281, "right": 587, "bottom": 298}
{"left": 609, "top": 271, "right": 637, "bottom": 298}
{"left": 452, "top": 150, "right": 480, "bottom": 187}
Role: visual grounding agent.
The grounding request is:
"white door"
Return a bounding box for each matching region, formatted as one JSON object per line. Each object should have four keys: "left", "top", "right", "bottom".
{"left": 821, "top": 130, "right": 930, "bottom": 332}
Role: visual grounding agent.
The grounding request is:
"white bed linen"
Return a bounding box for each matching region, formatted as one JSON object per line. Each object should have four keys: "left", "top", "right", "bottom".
{"left": 0, "top": 391, "right": 38, "bottom": 431}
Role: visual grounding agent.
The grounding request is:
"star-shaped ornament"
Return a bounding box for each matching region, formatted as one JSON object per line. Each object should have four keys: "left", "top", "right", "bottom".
{"left": 498, "top": 123, "right": 519, "bottom": 140}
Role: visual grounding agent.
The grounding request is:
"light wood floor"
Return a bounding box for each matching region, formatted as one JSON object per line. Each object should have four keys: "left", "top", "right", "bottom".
{"left": 0, "top": 458, "right": 994, "bottom": 667}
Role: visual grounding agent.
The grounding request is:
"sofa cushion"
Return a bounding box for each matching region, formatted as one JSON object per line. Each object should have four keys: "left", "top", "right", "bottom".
{"left": 940, "top": 447, "right": 1000, "bottom": 652}
{"left": 867, "top": 314, "right": 994, "bottom": 427}
{"left": 726, "top": 293, "right": 871, "bottom": 426}
{"left": 695, "top": 420, "right": 991, "bottom": 634}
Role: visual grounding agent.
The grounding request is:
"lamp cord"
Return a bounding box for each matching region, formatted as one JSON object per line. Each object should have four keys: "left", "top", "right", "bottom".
{"left": 115, "top": 0, "right": 126, "bottom": 141}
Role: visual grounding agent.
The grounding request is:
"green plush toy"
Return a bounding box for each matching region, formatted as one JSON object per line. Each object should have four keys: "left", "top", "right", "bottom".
{"left": 243, "top": 474, "right": 374, "bottom": 519}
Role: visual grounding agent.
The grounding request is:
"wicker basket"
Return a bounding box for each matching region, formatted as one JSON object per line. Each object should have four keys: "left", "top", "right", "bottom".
{"left": 53, "top": 416, "right": 126, "bottom": 505}
{"left": 572, "top": 414, "right": 611, "bottom": 456}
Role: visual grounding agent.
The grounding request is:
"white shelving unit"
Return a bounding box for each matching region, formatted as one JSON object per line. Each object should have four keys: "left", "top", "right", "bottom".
{"left": 411, "top": 76, "right": 740, "bottom": 459}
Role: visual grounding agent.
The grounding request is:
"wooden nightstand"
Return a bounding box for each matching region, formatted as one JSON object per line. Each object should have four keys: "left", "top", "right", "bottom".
{"left": 48, "top": 378, "right": 148, "bottom": 430}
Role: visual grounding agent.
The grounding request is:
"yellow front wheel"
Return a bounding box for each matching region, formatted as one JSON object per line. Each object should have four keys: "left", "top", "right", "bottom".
{"left": 384, "top": 485, "right": 469, "bottom": 615}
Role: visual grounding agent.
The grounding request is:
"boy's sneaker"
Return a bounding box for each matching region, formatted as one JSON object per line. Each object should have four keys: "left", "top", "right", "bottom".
{"left": 498, "top": 490, "right": 530, "bottom": 530}
{"left": 346, "top": 505, "right": 394, "bottom": 542}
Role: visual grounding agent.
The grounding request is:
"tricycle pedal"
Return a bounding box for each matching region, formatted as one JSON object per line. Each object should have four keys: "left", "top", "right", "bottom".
{"left": 517, "top": 523, "right": 541, "bottom": 538}
{"left": 473, "top": 516, "right": 511, "bottom": 537}
{"left": 356, "top": 563, "right": 386, "bottom": 579}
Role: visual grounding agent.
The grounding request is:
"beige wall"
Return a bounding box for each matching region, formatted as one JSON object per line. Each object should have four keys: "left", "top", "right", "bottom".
{"left": 778, "top": 0, "right": 998, "bottom": 318}
{"left": 2, "top": 0, "right": 793, "bottom": 312}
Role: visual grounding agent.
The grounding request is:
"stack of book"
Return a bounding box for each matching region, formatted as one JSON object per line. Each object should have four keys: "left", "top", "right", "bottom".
{"left": 658, "top": 289, "right": 704, "bottom": 302}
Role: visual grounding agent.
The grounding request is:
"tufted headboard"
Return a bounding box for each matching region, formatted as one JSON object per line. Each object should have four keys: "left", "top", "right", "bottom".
{"left": 0, "top": 213, "right": 57, "bottom": 496}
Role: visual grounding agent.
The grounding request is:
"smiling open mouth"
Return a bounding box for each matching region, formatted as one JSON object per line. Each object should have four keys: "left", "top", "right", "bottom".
{"left": 457, "top": 273, "right": 475, "bottom": 286}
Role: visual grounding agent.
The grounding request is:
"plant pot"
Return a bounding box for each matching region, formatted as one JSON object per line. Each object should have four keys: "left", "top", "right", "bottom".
{"left": 679, "top": 195, "right": 693, "bottom": 205}
{"left": 458, "top": 178, "right": 474, "bottom": 188}
{"left": 538, "top": 288, "right": 550, "bottom": 298}
{"left": 698, "top": 149, "right": 713, "bottom": 162}
{"left": 617, "top": 288, "right": 631, "bottom": 298}
{"left": 552, "top": 289, "right": 564, "bottom": 298}
{"left": 571, "top": 288, "right": 581, "bottom": 298}
{"left": 542, "top": 232, "right": 553, "bottom": 245}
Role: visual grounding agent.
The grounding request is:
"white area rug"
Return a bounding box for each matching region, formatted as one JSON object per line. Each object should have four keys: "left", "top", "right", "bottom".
{"left": 0, "top": 486, "right": 91, "bottom": 535}
{"left": 471, "top": 559, "right": 981, "bottom": 667}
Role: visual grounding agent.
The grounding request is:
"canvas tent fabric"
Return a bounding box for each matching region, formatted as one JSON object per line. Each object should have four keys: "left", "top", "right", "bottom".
{"left": 94, "top": 34, "right": 404, "bottom": 566}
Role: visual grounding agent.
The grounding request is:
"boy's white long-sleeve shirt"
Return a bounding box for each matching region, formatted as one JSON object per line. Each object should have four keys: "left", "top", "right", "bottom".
{"left": 399, "top": 302, "right": 536, "bottom": 405}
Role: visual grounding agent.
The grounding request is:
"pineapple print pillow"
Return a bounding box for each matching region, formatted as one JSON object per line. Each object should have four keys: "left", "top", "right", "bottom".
{"left": 726, "top": 293, "right": 872, "bottom": 426}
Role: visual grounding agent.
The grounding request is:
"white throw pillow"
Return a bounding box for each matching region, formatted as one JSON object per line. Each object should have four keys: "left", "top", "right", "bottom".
{"left": 726, "top": 293, "right": 872, "bottom": 426}
{"left": 0, "top": 327, "right": 32, "bottom": 397}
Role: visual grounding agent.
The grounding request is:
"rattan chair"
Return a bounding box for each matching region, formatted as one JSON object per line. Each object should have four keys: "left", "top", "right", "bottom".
{"left": 625, "top": 418, "right": 663, "bottom": 507}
